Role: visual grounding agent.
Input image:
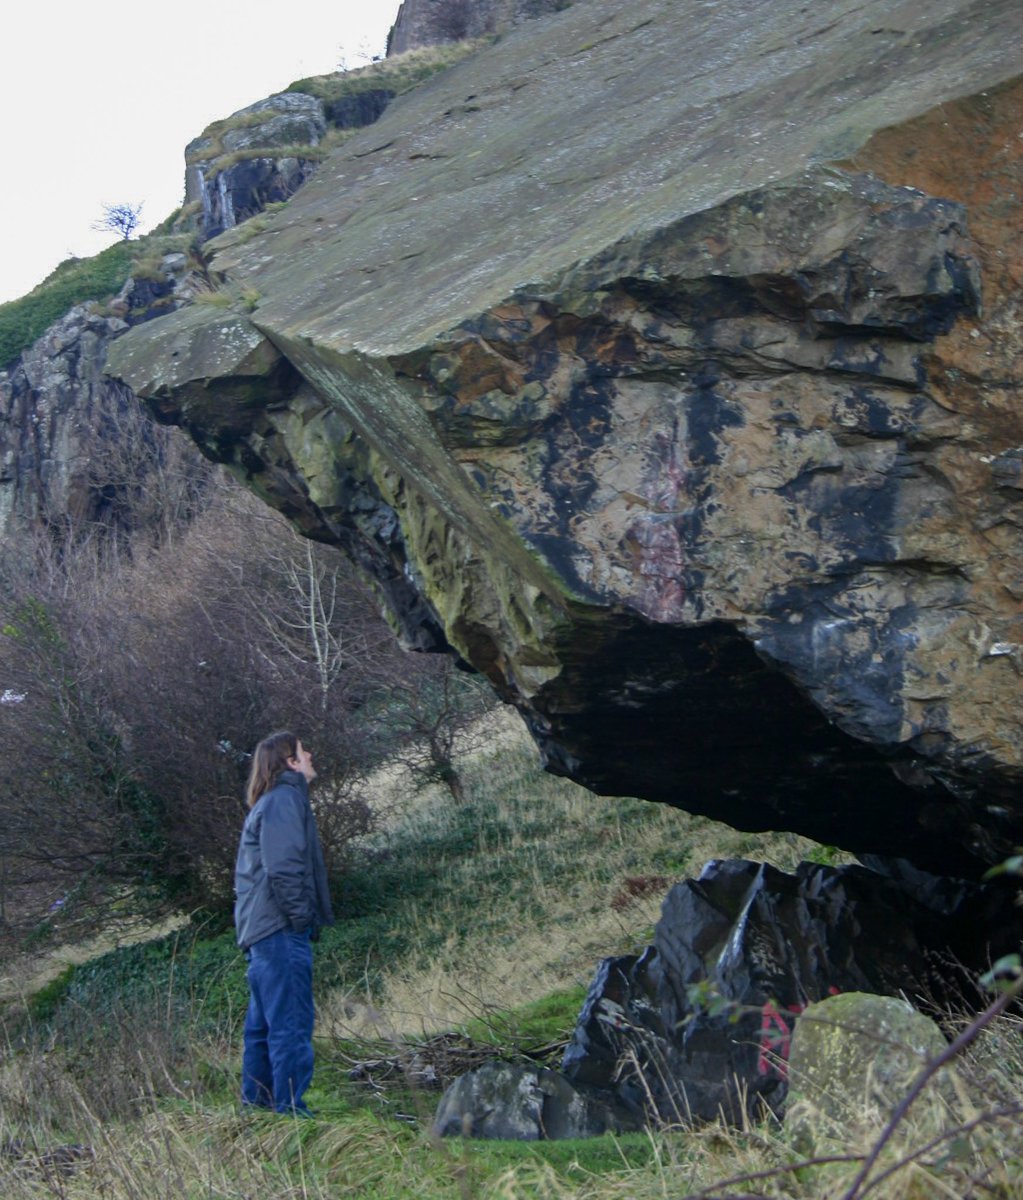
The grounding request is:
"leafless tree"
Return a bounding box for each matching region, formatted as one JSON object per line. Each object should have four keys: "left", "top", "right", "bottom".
{"left": 361, "top": 654, "right": 497, "bottom": 805}
{"left": 0, "top": 532, "right": 150, "bottom": 938}
{"left": 92, "top": 201, "right": 143, "bottom": 240}
{"left": 0, "top": 393, "right": 498, "bottom": 937}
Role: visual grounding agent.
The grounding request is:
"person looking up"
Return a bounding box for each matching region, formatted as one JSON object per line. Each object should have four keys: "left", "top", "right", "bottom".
{"left": 234, "top": 731, "right": 334, "bottom": 1115}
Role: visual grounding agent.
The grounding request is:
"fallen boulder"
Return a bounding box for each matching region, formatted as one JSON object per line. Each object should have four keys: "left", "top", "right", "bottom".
{"left": 560, "top": 859, "right": 1021, "bottom": 1126}
{"left": 785, "top": 991, "right": 950, "bottom": 1148}
{"left": 432, "top": 1059, "right": 636, "bottom": 1139}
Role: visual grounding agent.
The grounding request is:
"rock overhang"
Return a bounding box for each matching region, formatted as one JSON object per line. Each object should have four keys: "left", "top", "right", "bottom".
{"left": 106, "top": 0, "right": 1023, "bottom": 877}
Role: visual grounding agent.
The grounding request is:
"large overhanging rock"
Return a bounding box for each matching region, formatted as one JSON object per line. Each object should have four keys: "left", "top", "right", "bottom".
{"left": 107, "top": 0, "right": 1023, "bottom": 878}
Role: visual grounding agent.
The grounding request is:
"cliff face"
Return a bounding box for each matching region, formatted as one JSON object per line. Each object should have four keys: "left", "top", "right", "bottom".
{"left": 0, "top": 307, "right": 130, "bottom": 535}
{"left": 387, "top": 0, "right": 570, "bottom": 55}
{"left": 184, "top": 94, "right": 328, "bottom": 241}
{"left": 0, "top": 250, "right": 191, "bottom": 540}
{"left": 108, "top": 0, "right": 1023, "bottom": 877}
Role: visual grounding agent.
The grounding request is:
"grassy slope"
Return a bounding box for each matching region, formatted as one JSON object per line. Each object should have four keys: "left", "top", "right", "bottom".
{"left": 5, "top": 712, "right": 1018, "bottom": 1198}
{"left": 0, "top": 243, "right": 136, "bottom": 369}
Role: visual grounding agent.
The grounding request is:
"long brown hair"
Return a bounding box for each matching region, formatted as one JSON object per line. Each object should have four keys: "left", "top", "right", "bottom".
{"left": 245, "top": 730, "right": 298, "bottom": 809}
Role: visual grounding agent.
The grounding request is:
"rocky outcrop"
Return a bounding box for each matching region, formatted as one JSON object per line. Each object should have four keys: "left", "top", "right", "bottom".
{"left": 107, "top": 0, "right": 1023, "bottom": 878}
{"left": 0, "top": 306, "right": 126, "bottom": 535}
{"left": 184, "top": 94, "right": 328, "bottom": 241}
{"left": 0, "top": 247, "right": 212, "bottom": 541}
{"left": 558, "top": 858, "right": 1020, "bottom": 1127}
{"left": 387, "top": 0, "right": 570, "bottom": 55}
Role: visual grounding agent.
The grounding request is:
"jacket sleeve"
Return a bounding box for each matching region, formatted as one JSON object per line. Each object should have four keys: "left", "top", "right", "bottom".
{"left": 259, "top": 788, "right": 312, "bottom": 931}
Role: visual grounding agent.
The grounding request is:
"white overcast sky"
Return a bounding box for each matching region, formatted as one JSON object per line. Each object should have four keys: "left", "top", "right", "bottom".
{"left": 0, "top": 1, "right": 401, "bottom": 304}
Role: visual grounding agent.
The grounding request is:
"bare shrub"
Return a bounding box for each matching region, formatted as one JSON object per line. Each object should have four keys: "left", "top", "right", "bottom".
{"left": 0, "top": 448, "right": 489, "bottom": 929}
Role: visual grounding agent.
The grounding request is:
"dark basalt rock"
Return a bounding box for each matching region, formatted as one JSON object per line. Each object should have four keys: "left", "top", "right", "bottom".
{"left": 561, "top": 858, "right": 1023, "bottom": 1126}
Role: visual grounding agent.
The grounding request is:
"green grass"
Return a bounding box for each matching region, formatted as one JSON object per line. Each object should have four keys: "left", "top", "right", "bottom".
{"left": 0, "top": 242, "right": 135, "bottom": 368}
{"left": 0, "top": 229, "right": 200, "bottom": 368}
{"left": 23, "top": 963, "right": 76, "bottom": 1023}
{"left": 286, "top": 41, "right": 484, "bottom": 106}
{"left": 194, "top": 142, "right": 330, "bottom": 179}
{"left": 463, "top": 985, "right": 590, "bottom": 1050}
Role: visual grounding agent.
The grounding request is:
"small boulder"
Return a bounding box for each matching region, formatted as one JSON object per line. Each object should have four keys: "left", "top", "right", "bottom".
{"left": 432, "top": 1060, "right": 636, "bottom": 1140}
{"left": 785, "top": 992, "right": 950, "bottom": 1146}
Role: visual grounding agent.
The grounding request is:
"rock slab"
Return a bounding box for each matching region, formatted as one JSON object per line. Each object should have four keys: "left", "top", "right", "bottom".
{"left": 560, "top": 858, "right": 1021, "bottom": 1126}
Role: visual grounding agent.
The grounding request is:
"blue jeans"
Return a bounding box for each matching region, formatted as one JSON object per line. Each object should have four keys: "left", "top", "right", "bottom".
{"left": 241, "top": 928, "right": 315, "bottom": 1114}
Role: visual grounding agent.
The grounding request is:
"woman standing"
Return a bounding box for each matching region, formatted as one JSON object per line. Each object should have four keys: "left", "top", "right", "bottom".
{"left": 234, "top": 731, "right": 334, "bottom": 1115}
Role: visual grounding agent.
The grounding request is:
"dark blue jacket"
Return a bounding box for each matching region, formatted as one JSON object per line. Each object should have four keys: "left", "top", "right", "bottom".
{"left": 234, "top": 770, "right": 335, "bottom": 951}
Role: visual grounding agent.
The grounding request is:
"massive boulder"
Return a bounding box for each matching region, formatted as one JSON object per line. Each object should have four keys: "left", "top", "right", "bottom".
{"left": 107, "top": 0, "right": 1023, "bottom": 878}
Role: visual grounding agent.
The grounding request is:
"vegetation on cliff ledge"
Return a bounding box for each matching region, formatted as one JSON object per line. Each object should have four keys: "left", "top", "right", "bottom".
{"left": 0, "top": 242, "right": 134, "bottom": 369}
{"left": 286, "top": 40, "right": 485, "bottom": 105}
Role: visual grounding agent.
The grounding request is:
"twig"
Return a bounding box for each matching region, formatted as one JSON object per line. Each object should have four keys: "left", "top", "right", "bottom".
{"left": 682, "top": 1152, "right": 864, "bottom": 1199}
{"left": 855, "top": 1102, "right": 1023, "bottom": 1198}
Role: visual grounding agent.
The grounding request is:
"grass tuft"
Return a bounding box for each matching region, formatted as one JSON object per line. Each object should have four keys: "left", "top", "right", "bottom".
{"left": 287, "top": 41, "right": 485, "bottom": 106}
